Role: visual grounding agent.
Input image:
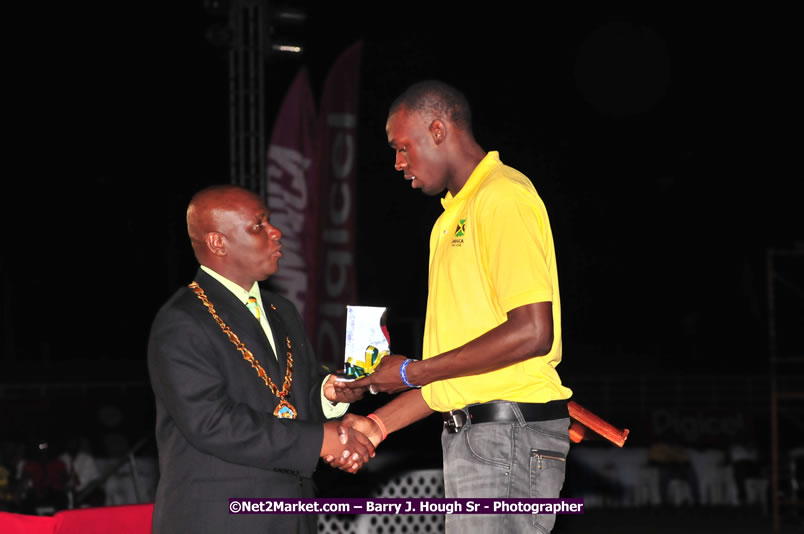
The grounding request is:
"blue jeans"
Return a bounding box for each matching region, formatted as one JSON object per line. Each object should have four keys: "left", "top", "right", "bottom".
{"left": 441, "top": 402, "right": 570, "bottom": 533}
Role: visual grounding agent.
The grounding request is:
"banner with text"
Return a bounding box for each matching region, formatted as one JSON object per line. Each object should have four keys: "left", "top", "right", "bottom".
{"left": 266, "top": 67, "right": 319, "bottom": 334}
{"left": 312, "top": 41, "right": 362, "bottom": 365}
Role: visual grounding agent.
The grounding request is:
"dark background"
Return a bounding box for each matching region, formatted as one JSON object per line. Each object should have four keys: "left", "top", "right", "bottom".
{"left": 2, "top": 3, "right": 801, "bottom": 454}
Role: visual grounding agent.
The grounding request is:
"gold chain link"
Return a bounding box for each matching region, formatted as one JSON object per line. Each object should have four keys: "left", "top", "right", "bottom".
{"left": 188, "top": 282, "right": 293, "bottom": 400}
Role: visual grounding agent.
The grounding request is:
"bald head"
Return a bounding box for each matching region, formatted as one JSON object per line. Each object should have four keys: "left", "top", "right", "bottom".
{"left": 187, "top": 185, "right": 247, "bottom": 257}
{"left": 186, "top": 185, "right": 283, "bottom": 290}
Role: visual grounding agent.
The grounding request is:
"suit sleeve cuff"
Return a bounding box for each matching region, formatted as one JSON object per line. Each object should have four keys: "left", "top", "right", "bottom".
{"left": 320, "top": 375, "right": 349, "bottom": 419}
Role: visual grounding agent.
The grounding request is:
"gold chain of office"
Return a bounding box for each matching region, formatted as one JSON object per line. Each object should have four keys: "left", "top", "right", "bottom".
{"left": 188, "top": 281, "right": 297, "bottom": 419}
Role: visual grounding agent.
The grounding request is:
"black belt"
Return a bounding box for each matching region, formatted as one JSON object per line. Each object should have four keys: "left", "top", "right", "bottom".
{"left": 442, "top": 400, "right": 569, "bottom": 433}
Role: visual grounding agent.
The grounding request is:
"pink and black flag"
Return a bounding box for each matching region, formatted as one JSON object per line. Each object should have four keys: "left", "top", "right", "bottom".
{"left": 312, "top": 41, "right": 363, "bottom": 366}
{"left": 266, "top": 67, "right": 320, "bottom": 334}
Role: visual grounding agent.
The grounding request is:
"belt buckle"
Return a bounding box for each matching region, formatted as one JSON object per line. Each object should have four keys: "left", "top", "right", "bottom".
{"left": 444, "top": 409, "right": 467, "bottom": 433}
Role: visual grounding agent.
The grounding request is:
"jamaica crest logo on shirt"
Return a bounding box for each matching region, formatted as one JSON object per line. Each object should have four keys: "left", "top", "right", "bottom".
{"left": 452, "top": 218, "right": 466, "bottom": 247}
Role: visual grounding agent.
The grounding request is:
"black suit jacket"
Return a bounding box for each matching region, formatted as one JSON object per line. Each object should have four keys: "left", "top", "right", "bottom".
{"left": 148, "top": 269, "right": 327, "bottom": 534}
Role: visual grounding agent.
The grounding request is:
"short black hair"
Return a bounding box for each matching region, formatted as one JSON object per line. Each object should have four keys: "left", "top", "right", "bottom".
{"left": 389, "top": 80, "right": 473, "bottom": 132}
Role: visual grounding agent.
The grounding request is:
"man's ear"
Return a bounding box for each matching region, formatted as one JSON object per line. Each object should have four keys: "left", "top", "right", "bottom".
{"left": 429, "top": 119, "right": 447, "bottom": 145}
{"left": 206, "top": 232, "right": 227, "bottom": 256}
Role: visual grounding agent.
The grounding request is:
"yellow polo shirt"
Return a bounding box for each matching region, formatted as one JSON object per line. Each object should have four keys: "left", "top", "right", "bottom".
{"left": 420, "top": 152, "right": 572, "bottom": 412}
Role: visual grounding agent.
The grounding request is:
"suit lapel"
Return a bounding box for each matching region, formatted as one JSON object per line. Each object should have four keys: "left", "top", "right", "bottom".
{"left": 262, "top": 294, "right": 306, "bottom": 414}
{"left": 263, "top": 299, "right": 289, "bottom": 382}
{"left": 192, "top": 270, "right": 282, "bottom": 383}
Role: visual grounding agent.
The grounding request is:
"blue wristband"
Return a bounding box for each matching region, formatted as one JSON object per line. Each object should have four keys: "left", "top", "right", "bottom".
{"left": 400, "top": 358, "right": 420, "bottom": 388}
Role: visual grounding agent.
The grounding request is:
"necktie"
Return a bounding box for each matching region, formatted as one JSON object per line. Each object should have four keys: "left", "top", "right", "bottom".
{"left": 246, "top": 296, "right": 261, "bottom": 320}
{"left": 246, "top": 294, "right": 277, "bottom": 357}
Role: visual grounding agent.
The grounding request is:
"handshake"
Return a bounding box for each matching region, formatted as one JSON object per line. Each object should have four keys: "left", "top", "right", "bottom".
{"left": 318, "top": 355, "right": 412, "bottom": 473}
{"left": 319, "top": 413, "right": 382, "bottom": 473}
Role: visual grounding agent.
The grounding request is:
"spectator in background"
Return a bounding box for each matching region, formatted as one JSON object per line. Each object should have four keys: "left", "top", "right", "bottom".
{"left": 60, "top": 434, "right": 105, "bottom": 508}
{"left": 0, "top": 441, "right": 18, "bottom": 511}
{"left": 648, "top": 441, "right": 701, "bottom": 506}
{"left": 729, "top": 441, "right": 761, "bottom": 506}
{"left": 2, "top": 439, "right": 27, "bottom": 511}
{"left": 19, "top": 438, "right": 68, "bottom": 514}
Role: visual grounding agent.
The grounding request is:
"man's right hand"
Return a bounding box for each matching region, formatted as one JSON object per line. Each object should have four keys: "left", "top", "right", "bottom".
{"left": 341, "top": 413, "right": 384, "bottom": 447}
{"left": 320, "top": 416, "right": 376, "bottom": 473}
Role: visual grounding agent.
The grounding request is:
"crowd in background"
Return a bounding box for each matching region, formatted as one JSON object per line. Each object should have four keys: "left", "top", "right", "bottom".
{"left": 0, "top": 435, "right": 104, "bottom": 515}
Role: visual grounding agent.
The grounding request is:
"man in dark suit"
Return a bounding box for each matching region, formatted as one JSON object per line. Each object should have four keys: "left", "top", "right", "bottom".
{"left": 148, "top": 185, "right": 373, "bottom": 534}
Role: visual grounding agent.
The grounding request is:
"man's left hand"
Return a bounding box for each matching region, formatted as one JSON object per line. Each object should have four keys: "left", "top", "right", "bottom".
{"left": 335, "top": 354, "right": 413, "bottom": 395}
{"left": 324, "top": 373, "right": 369, "bottom": 403}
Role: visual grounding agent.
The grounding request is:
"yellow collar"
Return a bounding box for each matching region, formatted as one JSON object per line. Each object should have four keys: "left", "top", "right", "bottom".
{"left": 441, "top": 151, "right": 501, "bottom": 210}
{"left": 200, "top": 265, "right": 264, "bottom": 309}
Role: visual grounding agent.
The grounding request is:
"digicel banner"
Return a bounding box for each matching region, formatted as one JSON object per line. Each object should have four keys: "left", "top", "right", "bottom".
{"left": 313, "top": 41, "right": 362, "bottom": 366}
{"left": 266, "top": 67, "right": 319, "bottom": 334}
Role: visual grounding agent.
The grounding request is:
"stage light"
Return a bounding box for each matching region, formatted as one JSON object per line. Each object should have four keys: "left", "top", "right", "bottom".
{"left": 266, "top": 5, "right": 307, "bottom": 59}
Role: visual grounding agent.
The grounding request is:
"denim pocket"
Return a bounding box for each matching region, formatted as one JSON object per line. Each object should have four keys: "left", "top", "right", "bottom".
{"left": 531, "top": 449, "right": 567, "bottom": 470}
{"left": 463, "top": 422, "right": 513, "bottom": 469}
{"left": 530, "top": 448, "right": 567, "bottom": 532}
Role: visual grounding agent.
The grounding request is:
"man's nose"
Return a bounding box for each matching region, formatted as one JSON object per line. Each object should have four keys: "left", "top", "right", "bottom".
{"left": 267, "top": 224, "right": 282, "bottom": 240}
{"left": 394, "top": 153, "right": 406, "bottom": 171}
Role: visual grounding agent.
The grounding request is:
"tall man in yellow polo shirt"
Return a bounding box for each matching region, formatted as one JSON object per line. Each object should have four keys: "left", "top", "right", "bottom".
{"left": 337, "top": 80, "right": 573, "bottom": 533}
